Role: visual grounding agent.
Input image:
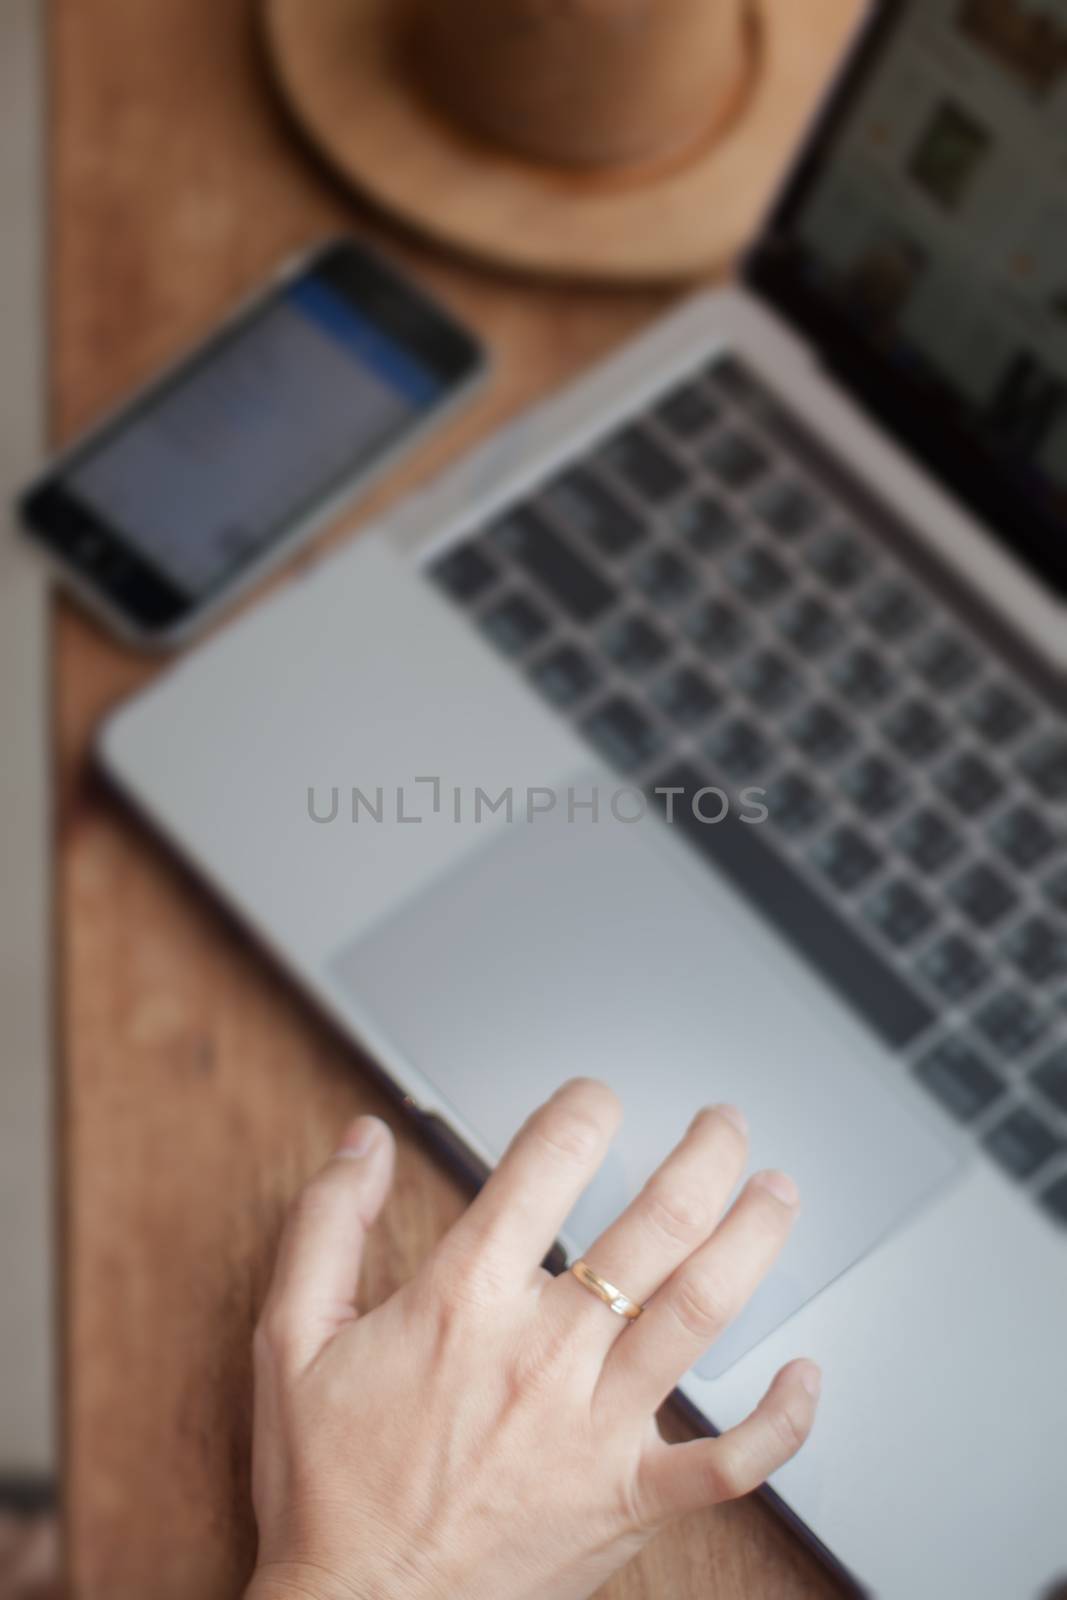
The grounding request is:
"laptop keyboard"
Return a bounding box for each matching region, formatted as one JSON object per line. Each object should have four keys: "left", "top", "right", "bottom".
{"left": 429, "top": 355, "right": 1067, "bottom": 1232}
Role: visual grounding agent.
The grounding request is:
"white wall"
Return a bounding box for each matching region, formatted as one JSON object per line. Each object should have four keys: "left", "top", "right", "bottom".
{"left": 0, "top": 0, "right": 54, "bottom": 1488}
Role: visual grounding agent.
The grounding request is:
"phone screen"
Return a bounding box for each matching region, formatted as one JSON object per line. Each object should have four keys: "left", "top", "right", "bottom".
{"left": 21, "top": 242, "right": 483, "bottom": 635}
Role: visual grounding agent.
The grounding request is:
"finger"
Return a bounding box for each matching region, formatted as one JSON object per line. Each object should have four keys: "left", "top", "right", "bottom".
{"left": 441, "top": 1079, "right": 621, "bottom": 1279}
{"left": 549, "top": 1104, "right": 747, "bottom": 1354}
{"left": 258, "top": 1116, "right": 395, "bottom": 1369}
{"left": 636, "top": 1360, "right": 822, "bottom": 1523}
{"left": 603, "top": 1169, "right": 799, "bottom": 1413}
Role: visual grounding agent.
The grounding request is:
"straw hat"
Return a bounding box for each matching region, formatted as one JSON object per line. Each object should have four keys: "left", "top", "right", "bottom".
{"left": 264, "top": 0, "right": 859, "bottom": 283}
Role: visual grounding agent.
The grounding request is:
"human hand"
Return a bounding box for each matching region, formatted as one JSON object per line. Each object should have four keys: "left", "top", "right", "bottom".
{"left": 246, "top": 1080, "right": 820, "bottom": 1600}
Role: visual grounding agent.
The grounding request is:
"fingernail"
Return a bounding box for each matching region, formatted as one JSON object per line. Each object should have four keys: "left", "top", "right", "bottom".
{"left": 754, "top": 1169, "right": 799, "bottom": 1208}
{"left": 335, "top": 1117, "right": 386, "bottom": 1159}
{"left": 715, "top": 1103, "right": 748, "bottom": 1135}
{"left": 796, "top": 1361, "right": 822, "bottom": 1400}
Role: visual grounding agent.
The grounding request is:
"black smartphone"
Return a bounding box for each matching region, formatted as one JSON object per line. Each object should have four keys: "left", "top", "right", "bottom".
{"left": 19, "top": 238, "right": 486, "bottom": 648}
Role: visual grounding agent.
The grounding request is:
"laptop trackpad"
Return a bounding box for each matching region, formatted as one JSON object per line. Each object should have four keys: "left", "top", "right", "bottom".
{"left": 332, "top": 800, "right": 957, "bottom": 1379}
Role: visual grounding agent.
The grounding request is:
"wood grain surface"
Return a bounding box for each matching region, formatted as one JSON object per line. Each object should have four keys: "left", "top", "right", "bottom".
{"left": 52, "top": 2, "right": 848, "bottom": 1596}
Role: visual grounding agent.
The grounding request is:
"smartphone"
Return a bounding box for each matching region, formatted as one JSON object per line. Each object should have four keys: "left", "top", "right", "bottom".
{"left": 19, "top": 238, "right": 486, "bottom": 648}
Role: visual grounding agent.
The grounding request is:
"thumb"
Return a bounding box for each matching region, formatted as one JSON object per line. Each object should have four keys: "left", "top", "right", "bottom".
{"left": 258, "top": 1116, "right": 396, "bottom": 1370}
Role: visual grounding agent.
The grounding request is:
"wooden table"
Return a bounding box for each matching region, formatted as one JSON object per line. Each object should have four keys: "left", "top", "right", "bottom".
{"left": 53, "top": 3, "right": 849, "bottom": 1595}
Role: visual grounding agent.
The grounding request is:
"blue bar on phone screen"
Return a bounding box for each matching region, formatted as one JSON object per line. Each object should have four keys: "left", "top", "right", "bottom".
{"left": 287, "top": 277, "right": 444, "bottom": 407}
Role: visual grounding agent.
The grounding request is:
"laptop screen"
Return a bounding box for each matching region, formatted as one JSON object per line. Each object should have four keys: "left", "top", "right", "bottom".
{"left": 747, "top": 0, "right": 1067, "bottom": 600}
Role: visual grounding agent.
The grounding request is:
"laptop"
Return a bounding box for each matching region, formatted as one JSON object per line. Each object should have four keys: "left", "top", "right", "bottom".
{"left": 99, "top": 3, "right": 1067, "bottom": 1595}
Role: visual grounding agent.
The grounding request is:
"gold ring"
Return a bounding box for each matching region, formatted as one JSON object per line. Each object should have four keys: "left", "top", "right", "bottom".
{"left": 570, "top": 1259, "right": 643, "bottom": 1322}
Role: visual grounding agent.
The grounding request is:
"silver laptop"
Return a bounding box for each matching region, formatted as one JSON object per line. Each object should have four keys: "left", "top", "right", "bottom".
{"left": 99, "top": 4, "right": 1067, "bottom": 1595}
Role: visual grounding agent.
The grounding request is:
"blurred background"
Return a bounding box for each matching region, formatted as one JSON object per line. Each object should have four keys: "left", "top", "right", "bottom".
{"left": 0, "top": 9, "right": 56, "bottom": 1599}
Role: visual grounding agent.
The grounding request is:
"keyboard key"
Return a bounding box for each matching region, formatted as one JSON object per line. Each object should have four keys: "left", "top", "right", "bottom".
{"left": 1033, "top": 1045, "right": 1067, "bottom": 1115}
{"left": 764, "top": 772, "right": 826, "bottom": 837}
{"left": 828, "top": 646, "right": 895, "bottom": 709}
{"left": 601, "top": 613, "right": 670, "bottom": 675}
{"left": 935, "top": 751, "right": 1005, "bottom": 818}
{"left": 707, "top": 355, "right": 756, "bottom": 402}
{"left": 881, "top": 699, "right": 949, "bottom": 762}
{"left": 672, "top": 494, "right": 740, "bottom": 556}
{"left": 989, "top": 804, "right": 1059, "bottom": 873}
{"left": 491, "top": 506, "right": 617, "bottom": 623}
{"left": 962, "top": 682, "right": 1034, "bottom": 747}
{"left": 752, "top": 479, "right": 821, "bottom": 540}
{"left": 806, "top": 529, "right": 873, "bottom": 592}
{"left": 912, "top": 630, "right": 981, "bottom": 693}
{"left": 864, "top": 879, "right": 936, "bottom": 948}
{"left": 632, "top": 549, "right": 697, "bottom": 610}
{"left": 777, "top": 594, "right": 842, "bottom": 659}
{"left": 917, "top": 934, "right": 989, "bottom": 1002}
{"left": 734, "top": 649, "right": 802, "bottom": 713}
{"left": 704, "top": 716, "right": 772, "bottom": 780}
{"left": 1045, "top": 864, "right": 1067, "bottom": 916}
{"left": 481, "top": 593, "right": 550, "bottom": 655}
{"left": 600, "top": 423, "right": 686, "bottom": 504}
{"left": 726, "top": 545, "right": 791, "bottom": 605}
{"left": 893, "top": 807, "right": 963, "bottom": 875}
{"left": 859, "top": 580, "right": 927, "bottom": 642}
{"left": 543, "top": 467, "right": 647, "bottom": 557}
{"left": 840, "top": 754, "right": 911, "bottom": 820}
{"left": 984, "top": 1107, "right": 1062, "bottom": 1181}
{"left": 686, "top": 598, "right": 751, "bottom": 661}
{"left": 948, "top": 861, "right": 1019, "bottom": 930}
{"left": 915, "top": 1039, "right": 1003, "bottom": 1122}
{"left": 1039, "top": 1173, "right": 1067, "bottom": 1229}
{"left": 811, "top": 825, "right": 882, "bottom": 891}
{"left": 1002, "top": 917, "right": 1067, "bottom": 986}
{"left": 650, "top": 762, "right": 935, "bottom": 1049}
{"left": 654, "top": 381, "right": 720, "bottom": 440}
{"left": 487, "top": 506, "right": 536, "bottom": 554}
{"left": 746, "top": 387, "right": 812, "bottom": 446}
{"left": 975, "top": 990, "right": 1048, "bottom": 1060}
{"left": 431, "top": 541, "right": 497, "bottom": 601}
{"left": 789, "top": 701, "right": 856, "bottom": 763}
{"left": 1020, "top": 733, "right": 1067, "bottom": 802}
{"left": 704, "top": 429, "right": 770, "bottom": 489}
{"left": 582, "top": 696, "right": 663, "bottom": 772}
{"left": 529, "top": 644, "right": 600, "bottom": 709}
{"left": 651, "top": 665, "right": 722, "bottom": 730}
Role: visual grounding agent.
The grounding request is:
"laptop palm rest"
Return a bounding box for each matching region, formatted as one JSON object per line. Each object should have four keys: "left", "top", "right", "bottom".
{"left": 332, "top": 796, "right": 957, "bottom": 1379}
